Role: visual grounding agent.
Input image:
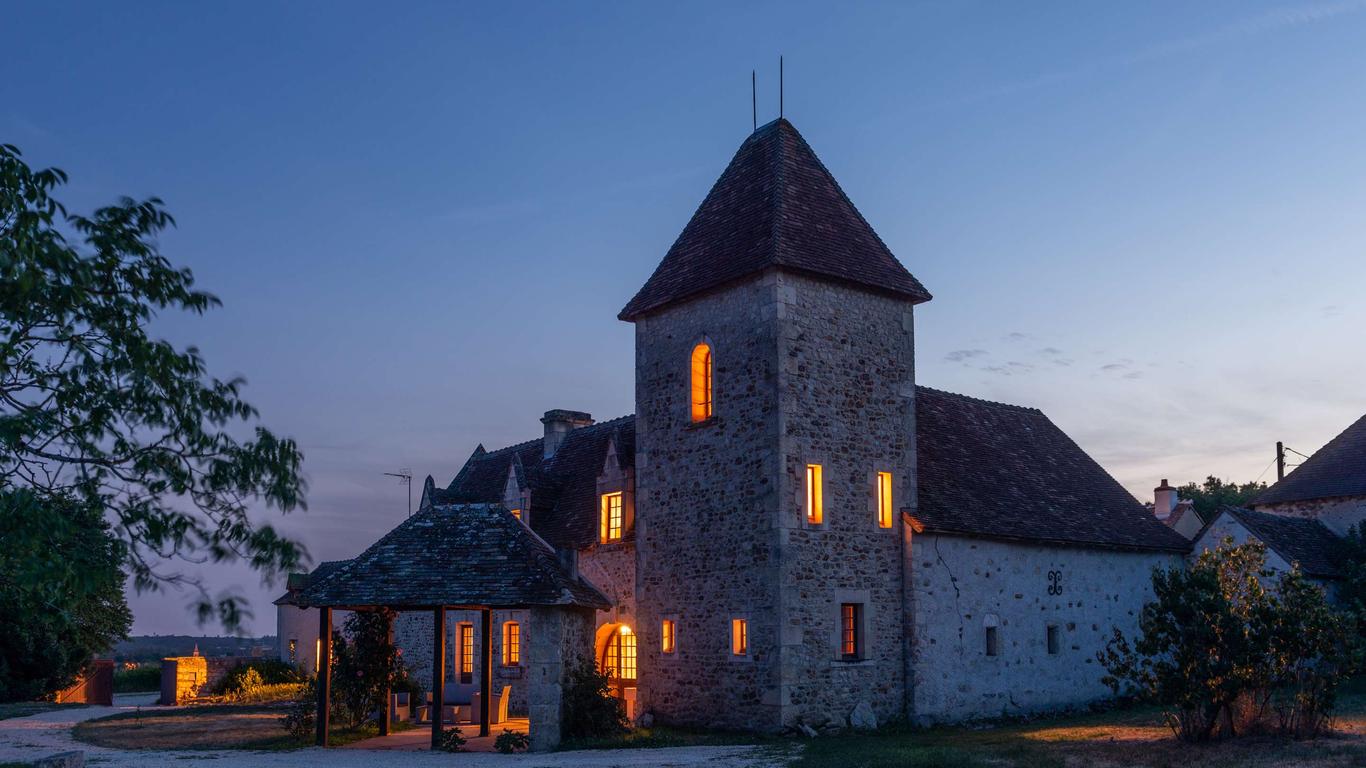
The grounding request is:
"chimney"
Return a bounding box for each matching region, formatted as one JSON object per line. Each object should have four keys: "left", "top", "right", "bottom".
{"left": 1153, "top": 479, "right": 1177, "bottom": 520}
{"left": 541, "top": 409, "right": 593, "bottom": 459}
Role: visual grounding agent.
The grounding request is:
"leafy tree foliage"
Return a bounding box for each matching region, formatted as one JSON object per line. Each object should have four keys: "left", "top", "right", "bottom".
{"left": 0, "top": 488, "right": 132, "bottom": 701}
{"left": 0, "top": 144, "right": 306, "bottom": 628}
{"left": 1100, "top": 540, "right": 1353, "bottom": 741}
{"left": 1338, "top": 523, "right": 1366, "bottom": 642}
{"left": 330, "top": 610, "right": 406, "bottom": 729}
{"left": 561, "top": 658, "right": 628, "bottom": 740}
{"left": 1176, "top": 476, "right": 1267, "bottom": 523}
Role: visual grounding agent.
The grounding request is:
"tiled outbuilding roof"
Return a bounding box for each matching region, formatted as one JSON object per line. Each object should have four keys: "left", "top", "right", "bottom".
{"left": 273, "top": 560, "right": 350, "bottom": 606}
{"left": 912, "top": 387, "right": 1190, "bottom": 552}
{"left": 1253, "top": 413, "right": 1366, "bottom": 506}
{"left": 618, "top": 118, "right": 931, "bottom": 321}
{"left": 1210, "top": 506, "right": 1345, "bottom": 579}
{"left": 297, "top": 503, "right": 610, "bottom": 610}
{"left": 431, "top": 415, "right": 635, "bottom": 550}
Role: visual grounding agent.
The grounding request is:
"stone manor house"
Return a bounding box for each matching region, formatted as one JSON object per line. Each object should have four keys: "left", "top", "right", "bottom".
{"left": 279, "top": 118, "right": 1193, "bottom": 732}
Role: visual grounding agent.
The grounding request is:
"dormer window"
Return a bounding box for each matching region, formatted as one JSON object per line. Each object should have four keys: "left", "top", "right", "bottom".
{"left": 690, "top": 342, "right": 713, "bottom": 422}
{"left": 600, "top": 491, "right": 624, "bottom": 543}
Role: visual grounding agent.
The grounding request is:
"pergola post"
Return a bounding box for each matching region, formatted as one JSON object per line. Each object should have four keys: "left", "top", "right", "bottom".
{"left": 431, "top": 606, "right": 446, "bottom": 750}
{"left": 315, "top": 607, "right": 332, "bottom": 747}
{"left": 480, "top": 607, "right": 492, "bottom": 737}
{"left": 380, "top": 611, "right": 393, "bottom": 736}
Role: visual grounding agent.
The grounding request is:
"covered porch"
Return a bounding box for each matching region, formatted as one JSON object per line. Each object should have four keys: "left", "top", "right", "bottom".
{"left": 296, "top": 502, "right": 610, "bottom": 751}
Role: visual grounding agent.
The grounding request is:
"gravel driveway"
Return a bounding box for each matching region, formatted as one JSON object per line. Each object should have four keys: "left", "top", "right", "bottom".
{"left": 0, "top": 694, "right": 788, "bottom": 768}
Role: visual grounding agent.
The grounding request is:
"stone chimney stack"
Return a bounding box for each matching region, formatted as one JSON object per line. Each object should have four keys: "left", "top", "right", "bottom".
{"left": 1153, "top": 479, "right": 1177, "bottom": 520}
{"left": 541, "top": 409, "right": 593, "bottom": 459}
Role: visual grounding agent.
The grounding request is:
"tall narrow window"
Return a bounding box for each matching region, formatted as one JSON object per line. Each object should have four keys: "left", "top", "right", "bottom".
{"left": 731, "top": 618, "right": 749, "bottom": 656}
{"left": 690, "top": 342, "right": 713, "bottom": 422}
{"left": 876, "top": 472, "right": 893, "bottom": 528}
{"left": 459, "top": 623, "right": 474, "bottom": 684}
{"left": 661, "top": 619, "right": 676, "bottom": 654}
{"left": 600, "top": 492, "right": 624, "bottom": 542}
{"left": 288, "top": 639, "right": 297, "bottom": 664}
{"left": 1046, "top": 625, "right": 1060, "bottom": 655}
{"left": 840, "top": 603, "right": 862, "bottom": 660}
{"left": 985, "top": 626, "right": 999, "bottom": 657}
{"left": 805, "top": 464, "right": 823, "bottom": 525}
{"left": 502, "top": 621, "right": 520, "bottom": 666}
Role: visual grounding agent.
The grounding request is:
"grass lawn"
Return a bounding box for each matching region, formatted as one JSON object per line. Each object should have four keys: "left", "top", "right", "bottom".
{"left": 0, "top": 701, "right": 88, "bottom": 721}
{"left": 72, "top": 704, "right": 414, "bottom": 751}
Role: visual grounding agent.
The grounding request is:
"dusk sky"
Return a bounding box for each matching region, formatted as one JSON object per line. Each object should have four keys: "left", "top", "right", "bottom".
{"left": 7, "top": 1, "right": 1366, "bottom": 635}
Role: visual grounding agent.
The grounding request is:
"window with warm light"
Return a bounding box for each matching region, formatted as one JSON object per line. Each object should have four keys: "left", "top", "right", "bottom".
{"left": 288, "top": 639, "right": 297, "bottom": 664}
{"left": 459, "top": 623, "right": 474, "bottom": 683}
{"left": 731, "top": 618, "right": 748, "bottom": 656}
{"left": 602, "top": 626, "right": 637, "bottom": 681}
{"left": 502, "top": 621, "right": 520, "bottom": 666}
{"left": 877, "top": 471, "right": 893, "bottom": 528}
{"left": 509, "top": 508, "right": 522, "bottom": 521}
{"left": 600, "top": 492, "right": 624, "bottom": 542}
{"left": 690, "top": 342, "right": 713, "bottom": 422}
{"left": 840, "top": 603, "right": 862, "bottom": 660}
{"left": 805, "top": 464, "right": 823, "bottom": 524}
{"left": 661, "top": 619, "right": 676, "bottom": 654}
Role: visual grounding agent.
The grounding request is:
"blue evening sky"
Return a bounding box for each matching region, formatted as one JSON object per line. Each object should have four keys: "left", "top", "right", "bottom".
{"left": 6, "top": 1, "right": 1365, "bottom": 634}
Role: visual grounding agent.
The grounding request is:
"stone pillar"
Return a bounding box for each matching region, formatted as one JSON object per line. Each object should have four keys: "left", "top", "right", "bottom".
{"left": 527, "top": 606, "right": 595, "bottom": 751}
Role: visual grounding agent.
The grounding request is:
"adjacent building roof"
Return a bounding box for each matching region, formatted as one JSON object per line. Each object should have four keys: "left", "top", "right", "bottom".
{"left": 296, "top": 503, "right": 610, "bottom": 610}
{"left": 1253, "top": 413, "right": 1366, "bottom": 506}
{"left": 274, "top": 560, "right": 350, "bottom": 606}
{"left": 912, "top": 387, "right": 1191, "bottom": 552}
{"left": 429, "top": 415, "right": 635, "bottom": 550}
{"left": 618, "top": 118, "right": 931, "bottom": 321}
{"left": 1209, "top": 506, "right": 1346, "bottom": 579}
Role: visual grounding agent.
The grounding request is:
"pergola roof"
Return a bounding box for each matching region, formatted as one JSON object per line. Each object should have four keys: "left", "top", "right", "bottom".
{"left": 297, "top": 503, "right": 610, "bottom": 610}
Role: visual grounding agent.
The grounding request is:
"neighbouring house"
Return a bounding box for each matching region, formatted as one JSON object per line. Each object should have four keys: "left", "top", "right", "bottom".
{"left": 1189, "top": 412, "right": 1366, "bottom": 592}
{"left": 1152, "top": 479, "right": 1203, "bottom": 539}
{"left": 275, "top": 561, "right": 345, "bottom": 676}
{"left": 286, "top": 117, "right": 1191, "bottom": 734}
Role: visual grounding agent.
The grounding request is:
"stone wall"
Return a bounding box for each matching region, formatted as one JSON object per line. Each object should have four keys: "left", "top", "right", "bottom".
{"left": 527, "top": 605, "right": 596, "bottom": 751}
{"left": 1253, "top": 495, "right": 1366, "bottom": 536}
{"left": 774, "top": 272, "right": 917, "bottom": 729}
{"left": 580, "top": 543, "right": 636, "bottom": 636}
{"left": 908, "top": 534, "right": 1181, "bottom": 723}
{"left": 276, "top": 604, "right": 324, "bottom": 675}
{"left": 634, "top": 274, "right": 785, "bottom": 731}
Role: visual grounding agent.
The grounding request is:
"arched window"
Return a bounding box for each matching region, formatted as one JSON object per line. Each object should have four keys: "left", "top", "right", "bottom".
{"left": 690, "top": 342, "right": 713, "bottom": 422}
{"left": 601, "top": 626, "right": 637, "bottom": 683}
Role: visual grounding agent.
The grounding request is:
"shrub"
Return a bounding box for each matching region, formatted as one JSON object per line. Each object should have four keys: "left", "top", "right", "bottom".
{"left": 561, "top": 659, "right": 628, "bottom": 740}
{"left": 1100, "top": 538, "right": 1353, "bottom": 741}
{"left": 281, "top": 677, "right": 317, "bottom": 739}
{"left": 331, "top": 610, "right": 407, "bottom": 728}
{"left": 216, "top": 659, "right": 301, "bottom": 695}
{"left": 494, "top": 729, "right": 530, "bottom": 754}
{"left": 436, "top": 726, "right": 466, "bottom": 752}
{"left": 112, "top": 664, "right": 160, "bottom": 693}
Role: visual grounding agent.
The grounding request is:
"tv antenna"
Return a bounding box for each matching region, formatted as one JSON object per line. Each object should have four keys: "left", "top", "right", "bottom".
{"left": 384, "top": 468, "right": 413, "bottom": 516}
{"left": 751, "top": 69, "right": 756, "bottom": 131}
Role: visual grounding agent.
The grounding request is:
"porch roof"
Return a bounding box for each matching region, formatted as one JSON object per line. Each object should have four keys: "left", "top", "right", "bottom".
{"left": 296, "top": 503, "right": 610, "bottom": 610}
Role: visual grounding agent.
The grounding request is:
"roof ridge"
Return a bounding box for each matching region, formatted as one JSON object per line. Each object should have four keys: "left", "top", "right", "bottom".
{"left": 916, "top": 385, "right": 1043, "bottom": 414}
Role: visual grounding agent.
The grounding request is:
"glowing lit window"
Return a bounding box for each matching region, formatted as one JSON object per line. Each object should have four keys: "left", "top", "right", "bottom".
{"left": 661, "top": 620, "right": 676, "bottom": 654}
{"left": 690, "top": 343, "right": 713, "bottom": 422}
{"left": 805, "top": 464, "right": 823, "bottom": 525}
{"left": 509, "top": 508, "right": 522, "bottom": 521}
{"left": 602, "top": 626, "right": 637, "bottom": 681}
{"left": 459, "top": 623, "right": 474, "bottom": 683}
{"left": 877, "top": 472, "right": 893, "bottom": 528}
{"left": 600, "top": 492, "right": 624, "bottom": 542}
{"left": 840, "top": 603, "right": 862, "bottom": 660}
{"left": 731, "top": 618, "right": 748, "bottom": 656}
{"left": 288, "top": 639, "right": 297, "bottom": 664}
{"left": 502, "top": 621, "right": 520, "bottom": 666}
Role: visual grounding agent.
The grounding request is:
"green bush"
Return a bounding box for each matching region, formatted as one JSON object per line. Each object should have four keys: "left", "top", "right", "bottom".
{"left": 494, "top": 729, "right": 529, "bottom": 754}
{"left": 112, "top": 665, "right": 160, "bottom": 693}
{"left": 436, "top": 726, "right": 466, "bottom": 752}
{"left": 561, "top": 659, "right": 628, "bottom": 740}
{"left": 216, "top": 659, "right": 300, "bottom": 695}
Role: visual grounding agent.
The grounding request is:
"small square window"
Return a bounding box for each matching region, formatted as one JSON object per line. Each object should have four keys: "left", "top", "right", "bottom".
{"left": 1046, "top": 624, "right": 1060, "bottom": 655}
{"left": 661, "top": 619, "right": 676, "bottom": 654}
{"left": 985, "top": 626, "right": 999, "bottom": 657}
{"left": 731, "top": 618, "right": 748, "bottom": 656}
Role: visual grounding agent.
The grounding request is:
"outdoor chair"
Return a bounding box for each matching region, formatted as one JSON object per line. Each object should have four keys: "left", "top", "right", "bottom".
{"left": 466, "top": 685, "right": 511, "bottom": 725}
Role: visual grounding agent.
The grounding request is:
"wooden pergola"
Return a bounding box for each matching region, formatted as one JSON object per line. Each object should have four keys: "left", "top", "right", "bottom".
{"left": 296, "top": 502, "right": 609, "bottom": 750}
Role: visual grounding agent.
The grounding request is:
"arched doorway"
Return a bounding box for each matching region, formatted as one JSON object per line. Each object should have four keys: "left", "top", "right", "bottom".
{"left": 596, "top": 623, "right": 637, "bottom": 719}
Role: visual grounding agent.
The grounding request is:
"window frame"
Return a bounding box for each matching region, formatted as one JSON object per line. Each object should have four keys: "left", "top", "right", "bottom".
{"left": 458, "top": 622, "right": 475, "bottom": 683}
{"left": 876, "top": 471, "right": 894, "bottom": 528}
{"left": 690, "top": 342, "right": 714, "bottom": 422}
{"left": 599, "top": 491, "right": 624, "bottom": 543}
{"left": 661, "top": 619, "right": 676, "bottom": 655}
{"left": 804, "top": 463, "right": 824, "bottom": 526}
{"left": 1046, "top": 624, "right": 1060, "bottom": 655}
{"left": 840, "top": 603, "right": 863, "bottom": 660}
{"left": 985, "top": 626, "right": 1000, "bottom": 657}
{"left": 502, "top": 621, "right": 521, "bottom": 666}
{"left": 730, "top": 617, "right": 749, "bottom": 659}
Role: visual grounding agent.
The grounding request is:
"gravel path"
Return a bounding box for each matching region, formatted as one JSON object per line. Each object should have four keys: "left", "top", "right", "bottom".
{"left": 0, "top": 694, "right": 789, "bottom": 768}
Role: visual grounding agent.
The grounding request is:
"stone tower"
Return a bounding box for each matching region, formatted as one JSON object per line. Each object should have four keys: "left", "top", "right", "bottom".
{"left": 620, "top": 118, "right": 931, "bottom": 731}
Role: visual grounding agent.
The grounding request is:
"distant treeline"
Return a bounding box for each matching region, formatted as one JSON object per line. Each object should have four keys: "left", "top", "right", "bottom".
{"left": 112, "top": 635, "right": 276, "bottom": 662}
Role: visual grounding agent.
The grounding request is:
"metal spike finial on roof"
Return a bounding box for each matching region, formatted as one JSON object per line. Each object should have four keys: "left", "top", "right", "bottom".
{"left": 780, "top": 55, "right": 784, "bottom": 119}
{"left": 751, "top": 70, "right": 756, "bottom": 131}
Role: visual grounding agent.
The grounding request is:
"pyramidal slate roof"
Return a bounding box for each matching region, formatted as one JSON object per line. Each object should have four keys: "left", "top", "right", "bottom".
{"left": 431, "top": 415, "right": 635, "bottom": 550}
{"left": 1253, "top": 413, "right": 1366, "bottom": 506}
{"left": 1210, "top": 506, "right": 1345, "bottom": 579}
{"left": 619, "top": 118, "right": 931, "bottom": 321}
{"left": 913, "top": 387, "right": 1190, "bottom": 552}
{"left": 274, "top": 559, "right": 350, "bottom": 606}
{"left": 296, "top": 503, "right": 610, "bottom": 610}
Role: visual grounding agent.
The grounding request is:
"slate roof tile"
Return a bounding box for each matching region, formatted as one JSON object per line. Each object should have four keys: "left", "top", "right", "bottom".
{"left": 1209, "top": 506, "right": 1346, "bottom": 579}
{"left": 1253, "top": 413, "right": 1366, "bottom": 506}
